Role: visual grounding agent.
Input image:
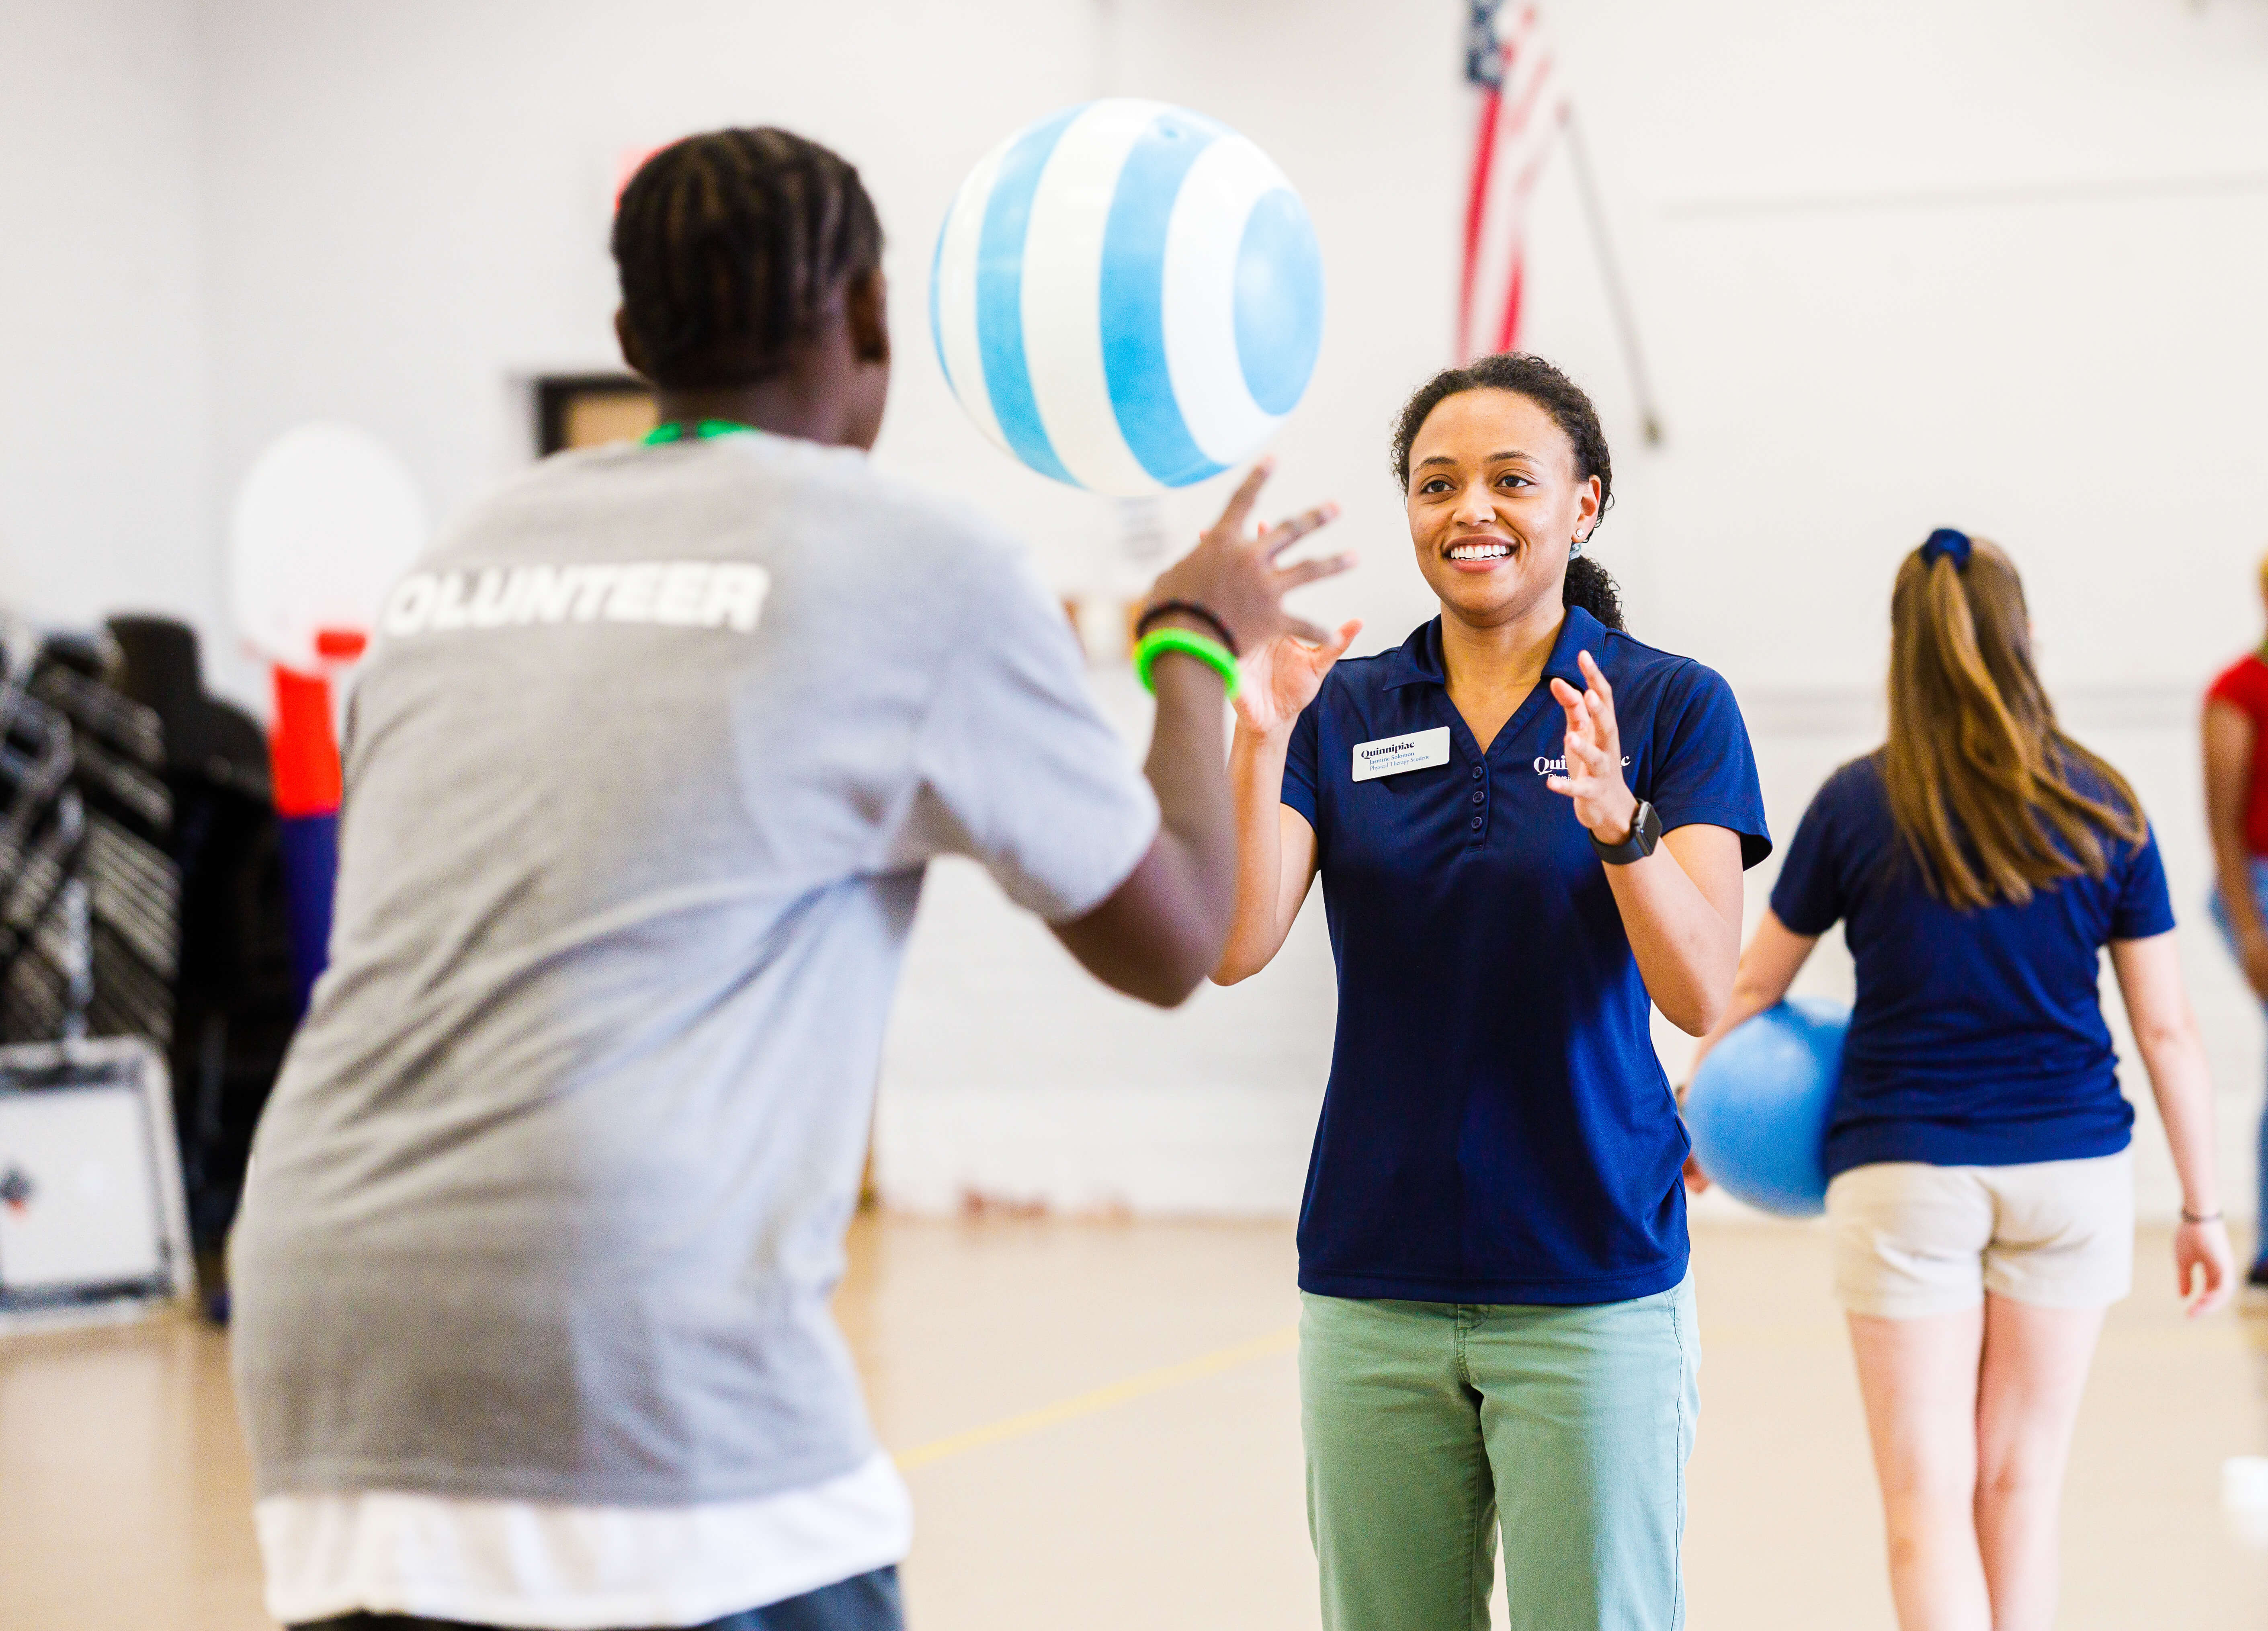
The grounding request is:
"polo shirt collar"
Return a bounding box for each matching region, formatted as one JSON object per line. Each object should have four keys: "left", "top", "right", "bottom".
{"left": 1381, "top": 603, "right": 1607, "bottom": 691}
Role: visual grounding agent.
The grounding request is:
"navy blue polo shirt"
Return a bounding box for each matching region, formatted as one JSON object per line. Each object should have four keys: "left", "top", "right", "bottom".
{"left": 1770, "top": 754, "right": 2173, "bottom": 1178}
{"left": 1283, "top": 607, "right": 1770, "bottom": 1305}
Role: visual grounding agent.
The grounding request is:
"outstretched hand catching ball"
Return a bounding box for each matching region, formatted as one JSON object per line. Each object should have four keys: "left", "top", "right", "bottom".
{"left": 1145, "top": 460, "right": 1353, "bottom": 660}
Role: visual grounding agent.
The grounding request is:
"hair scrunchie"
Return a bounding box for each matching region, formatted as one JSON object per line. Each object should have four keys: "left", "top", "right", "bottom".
{"left": 1920, "top": 527, "right": 1972, "bottom": 568}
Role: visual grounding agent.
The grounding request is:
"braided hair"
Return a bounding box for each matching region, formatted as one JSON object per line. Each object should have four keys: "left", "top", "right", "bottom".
{"left": 1388, "top": 353, "right": 1624, "bottom": 630}
{"left": 612, "top": 128, "right": 884, "bottom": 389}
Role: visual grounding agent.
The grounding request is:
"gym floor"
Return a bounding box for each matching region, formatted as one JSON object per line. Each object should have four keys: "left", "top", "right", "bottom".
{"left": 2, "top": 1219, "right": 2262, "bottom": 1631}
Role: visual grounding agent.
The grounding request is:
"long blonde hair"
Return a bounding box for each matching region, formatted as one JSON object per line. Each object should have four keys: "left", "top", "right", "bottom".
{"left": 1880, "top": 533, "right": 2145, "bottom": 910}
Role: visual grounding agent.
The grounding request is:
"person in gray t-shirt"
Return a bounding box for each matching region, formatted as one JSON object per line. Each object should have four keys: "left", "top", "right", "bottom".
{"left": 229, "top": 129, "right": 1349, "bottom": 1631}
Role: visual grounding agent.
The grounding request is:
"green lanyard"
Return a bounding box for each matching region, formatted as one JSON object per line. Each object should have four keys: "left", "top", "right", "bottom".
{"left": 642, "top": 419, "right": 758, "bottom": 444}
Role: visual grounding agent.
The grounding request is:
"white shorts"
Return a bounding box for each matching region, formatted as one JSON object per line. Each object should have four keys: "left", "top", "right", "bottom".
{"left": 1825, "top": 1150, "right": 2135, "bottom": 1319}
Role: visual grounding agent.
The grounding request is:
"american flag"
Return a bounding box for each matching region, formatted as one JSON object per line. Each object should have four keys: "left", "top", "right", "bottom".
{"left": 1459, "top": 1, "right": 1569, "bottom": 361}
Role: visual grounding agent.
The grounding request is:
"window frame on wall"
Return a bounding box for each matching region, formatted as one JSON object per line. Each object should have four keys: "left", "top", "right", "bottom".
{"left": 533, "top": 374, "right": 657, "bottom": 455}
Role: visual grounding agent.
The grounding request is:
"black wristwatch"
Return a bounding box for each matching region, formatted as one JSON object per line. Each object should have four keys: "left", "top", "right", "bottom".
{"left": 1591, "top": 799, "right": 1663, "bottom": 865}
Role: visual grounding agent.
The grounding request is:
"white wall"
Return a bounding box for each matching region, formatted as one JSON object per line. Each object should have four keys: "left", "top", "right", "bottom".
{"left": 1565, "top": 0, "right": 2268, "bottom": 695}
{"left": 0, "top": 1, "right": 215, "bottom": 664}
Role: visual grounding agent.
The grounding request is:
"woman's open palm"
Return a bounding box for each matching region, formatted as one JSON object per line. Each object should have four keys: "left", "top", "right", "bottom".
{"left": 1545, "top": 650, "right": 1637, "bottom": 839}
{"left": 1236, "top": 620, "right": 1363, "bottom": 737}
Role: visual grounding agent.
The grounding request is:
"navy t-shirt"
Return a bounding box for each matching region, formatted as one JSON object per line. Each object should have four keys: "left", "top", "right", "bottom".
{"left": 1769, "top": 754, "right": 2174, "bottom": 1176}
{"left": 1283, "top": 607, "right": 1770, "bottom": 1305}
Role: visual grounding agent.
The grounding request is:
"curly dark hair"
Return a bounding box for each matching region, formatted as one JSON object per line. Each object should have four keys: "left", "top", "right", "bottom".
{"left": 612, "top": 127, "right": 883, "bottom": 390}
{"left": 1388, "top": 352, "right": 1623, "bottom": 630}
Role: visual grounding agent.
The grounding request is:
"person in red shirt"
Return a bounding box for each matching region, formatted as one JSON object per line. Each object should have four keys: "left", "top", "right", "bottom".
{"left": 2201, "top": 558, "right": 2268, "bottom": 1288}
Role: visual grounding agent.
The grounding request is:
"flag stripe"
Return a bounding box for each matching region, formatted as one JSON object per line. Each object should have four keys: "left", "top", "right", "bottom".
{"left": 1492, "top": 134, "right": 1560, "bottom": 351}
{"left": 1458, "top": 1, "right": 1565, "bottom": 360}
{"left": 1457, "top": 85, "right": 1503, "bottom": 364}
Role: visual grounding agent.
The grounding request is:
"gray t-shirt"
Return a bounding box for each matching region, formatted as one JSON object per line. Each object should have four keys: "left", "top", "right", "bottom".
{"left": 229, "top": 433, "right": 1160, "bottom": 1505}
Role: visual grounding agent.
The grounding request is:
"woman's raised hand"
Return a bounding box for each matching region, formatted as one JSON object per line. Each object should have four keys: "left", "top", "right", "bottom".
{"left": 1236, "top": 620, "right": 1364, "bottom": 738}
{"left": 1545, "top": 650, "right": 1640, "bottom": 841}
{"left": 1145, "top": 459, "right": 1353, "bottom": 659}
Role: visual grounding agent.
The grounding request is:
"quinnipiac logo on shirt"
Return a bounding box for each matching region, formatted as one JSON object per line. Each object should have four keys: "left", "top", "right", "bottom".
{"left": 1531, "top": 753, "right": 1633, "bottom": 774}
{"left": 381, "top": 561, "right": 771, "bottom": 638}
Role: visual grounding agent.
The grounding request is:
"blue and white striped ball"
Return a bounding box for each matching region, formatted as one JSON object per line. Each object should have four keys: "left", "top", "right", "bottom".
{"left": 930, "top": 99, "right": 1325, "bottom": 495}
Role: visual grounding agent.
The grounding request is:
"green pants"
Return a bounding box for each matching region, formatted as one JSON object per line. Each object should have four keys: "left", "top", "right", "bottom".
{"left": 1299, "top": 1275, "right": 1698, "bottom": 1631}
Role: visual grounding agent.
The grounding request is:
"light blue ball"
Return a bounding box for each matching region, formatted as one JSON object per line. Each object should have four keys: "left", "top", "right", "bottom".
{"left": 929, "top": 99, "right": 1326, "bottom": 495}
{"left": 1684, "top": 997, "right": 1850, "bottom": 1218}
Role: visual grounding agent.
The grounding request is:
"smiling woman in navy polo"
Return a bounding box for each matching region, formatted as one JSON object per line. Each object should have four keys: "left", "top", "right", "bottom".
{"left": 1214, "top": 354, "right": 1768, "bottom": 1631}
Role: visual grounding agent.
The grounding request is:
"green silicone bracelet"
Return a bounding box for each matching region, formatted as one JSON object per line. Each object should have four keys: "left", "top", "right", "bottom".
{"left": 1135, "top": 627, "right": 1240, "bottom": 698}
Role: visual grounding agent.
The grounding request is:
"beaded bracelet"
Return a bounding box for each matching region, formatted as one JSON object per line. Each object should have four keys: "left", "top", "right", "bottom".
{"left": 1133, "top": 599, "right": 1239, "bottom": 657}
{"left": 1135, "top": 628, "right": 1240, "bottom": 698}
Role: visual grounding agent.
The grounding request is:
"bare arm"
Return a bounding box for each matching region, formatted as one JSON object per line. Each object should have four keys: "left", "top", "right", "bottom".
{"left": 1546, "top": 651, "right": 1744, "bottom": 1035}
{"left": 1679, "top": 911, "right": 1821, "bottom": 1192}
{"left": 1600, "top": 824, "right": 1744, "bottom": 1035}
{"left": 1687, "top": 911, "right": 1823, "bottom": 1077}
{"left": 2108, "top": 932, "right": 2236, "bottom": 1315}
{"left": 1206, "top": 612, "right": 1361, "bottom": 985}
{"left": 1051, "top": 464, "right": 1350, "bottom": 1006}
{"left": 2202, "top": 699, "right": 2268, "bottom": 999}
{"left": 1053, "top": 654, "right": 1237, "bottom": 1005}
{"left": 1211, "top": 727, "right": 1320, "bottom": 983}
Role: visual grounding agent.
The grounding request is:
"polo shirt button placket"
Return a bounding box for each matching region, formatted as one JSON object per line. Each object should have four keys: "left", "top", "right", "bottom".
{"left": 1469, "top": 763, "right": 1487, "bottom": 839}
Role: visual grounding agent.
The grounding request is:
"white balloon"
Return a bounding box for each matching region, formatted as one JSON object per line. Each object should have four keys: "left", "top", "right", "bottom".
{"left": 228, "top": 423, "right": 427, "bottom": 673}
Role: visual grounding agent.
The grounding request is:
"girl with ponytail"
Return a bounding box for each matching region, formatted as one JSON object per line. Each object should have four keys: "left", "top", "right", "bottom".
{"left": 1688, "top": 529, "right": 2235, "bottom": 1631}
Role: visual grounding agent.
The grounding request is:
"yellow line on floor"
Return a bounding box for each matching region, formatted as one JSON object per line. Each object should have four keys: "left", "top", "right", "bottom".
{"left": 893, "top": 1313, "right": 2266, "bottom": 1474}
{"left": 895, "top": 1325, "right": 1299, "bottom": 1472}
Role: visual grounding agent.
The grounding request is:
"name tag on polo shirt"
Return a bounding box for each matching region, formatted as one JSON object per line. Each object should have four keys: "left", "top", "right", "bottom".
{"left": 1352, "top": 727, "right": 1452, "bottom": 782}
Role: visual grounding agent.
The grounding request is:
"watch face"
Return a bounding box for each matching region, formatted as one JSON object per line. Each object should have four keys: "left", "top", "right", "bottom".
{"left": 1623, "top": 801, "right": 1660, "bottom": 856}
{"left": 1593, "top": 802, "right": 1658, "bottom": 862}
